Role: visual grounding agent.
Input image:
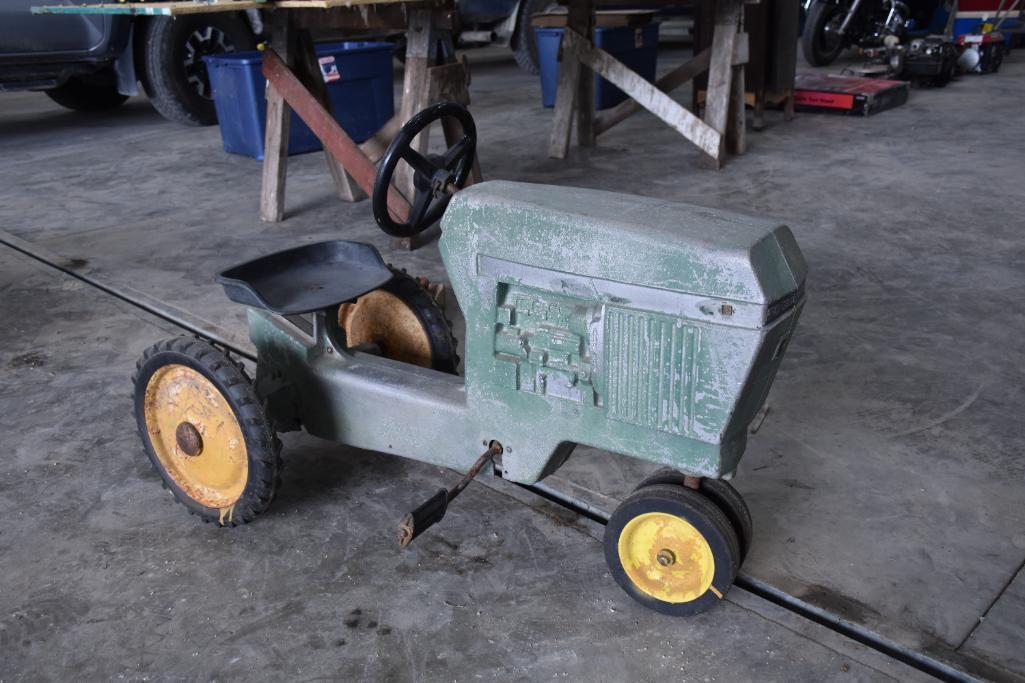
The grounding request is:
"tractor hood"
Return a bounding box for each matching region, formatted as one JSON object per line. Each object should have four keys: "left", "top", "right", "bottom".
{"left": 442, "top": 180, "right": 807, "bottom": 307}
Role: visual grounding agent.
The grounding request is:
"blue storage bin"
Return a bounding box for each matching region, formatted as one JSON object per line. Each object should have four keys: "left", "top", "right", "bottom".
{"left": 205, "top": 41, "right": 394, "bottom": 160}
{"left": 535, "top": 23, "right": 659, "bottom": 110}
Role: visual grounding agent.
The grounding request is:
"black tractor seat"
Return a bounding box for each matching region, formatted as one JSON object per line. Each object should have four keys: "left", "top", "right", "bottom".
{"left": 217, "top": 240, "right": 394, "bottom": 315}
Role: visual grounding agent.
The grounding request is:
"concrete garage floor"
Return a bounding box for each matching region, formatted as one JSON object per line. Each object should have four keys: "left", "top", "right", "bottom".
{"left": 0, "top": 45, "right": 1022, "bottom": 680}
{"left": 0, "top": 249, "right": 925, "bottom": 680}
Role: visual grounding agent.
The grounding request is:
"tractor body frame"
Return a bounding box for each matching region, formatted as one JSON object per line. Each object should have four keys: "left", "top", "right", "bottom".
{"left": 250, "top": 181, "right": 807, "bottom": 484}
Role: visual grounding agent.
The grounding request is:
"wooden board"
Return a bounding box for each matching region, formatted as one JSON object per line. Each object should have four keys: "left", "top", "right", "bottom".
{"left": 33, "top": 0, "right": 262, "bottom": 15}
{"left": 276, "top": 0, "right": 441, "bottom": 8}
{"left": 530, "top": 9, "right": 656, "bottom": 27}
{"left": 33, "top": 0, "right": 432, "bottom": 16}
{"left": 561, "top": 28, "right": 721, "bottom": 158}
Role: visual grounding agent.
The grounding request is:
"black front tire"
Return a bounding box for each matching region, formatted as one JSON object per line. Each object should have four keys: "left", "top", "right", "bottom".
{"left": 141, "top": 14, "right": 256, "bottom": 126}
{"left": 801, "top": 1, "right": 847, "bottom": 66}
{"left": 46, "top": 72, "right": 128, "bottom": 111}
{"left": 636, "top": 468, "right": 753, "bottom": 563}
{"left": 605, "top": 484, "right": 740, "bottom": 617}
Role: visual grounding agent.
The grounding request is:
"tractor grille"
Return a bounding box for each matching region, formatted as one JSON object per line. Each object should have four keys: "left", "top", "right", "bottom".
{"left": 604, "top": 308, "right": 698, "bottom": 436}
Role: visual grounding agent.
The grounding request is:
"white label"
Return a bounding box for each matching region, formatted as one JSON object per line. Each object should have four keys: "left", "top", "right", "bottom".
{"left": 319, "top": 56, "right": 341, "bottom": 83}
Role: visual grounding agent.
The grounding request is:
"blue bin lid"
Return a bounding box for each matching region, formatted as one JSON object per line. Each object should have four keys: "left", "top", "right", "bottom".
{"left": 532, "top": 23, "right": 658, "bottom": 37}
{"left": 204, "top": 40, "right": 393, "bottom": 67}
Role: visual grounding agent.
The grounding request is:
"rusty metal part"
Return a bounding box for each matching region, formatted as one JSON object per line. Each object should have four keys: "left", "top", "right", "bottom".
{"left": 175, "top": 421, "right": 203, "bottom": 457}
{"left": 656, "top": 549, "right": 677, "bottom": 567}
{"left": 337, "top": 289, "right": 434, "bottom": 368}
{"left": 261, "top": 47, "right": 410, "bottom": 223}
{"left": 398, "top": 441, "right": 502, "bottom": 547}
{"left": 683, "top": 475, "right": 703, "bottom": 490}
{"left": 415, "top": 276, "right": 448, "bottom": 309}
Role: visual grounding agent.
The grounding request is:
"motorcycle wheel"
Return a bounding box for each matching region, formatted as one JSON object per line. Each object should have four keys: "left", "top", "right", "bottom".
{"left": 802, "top": 1, "right": 847, "bottom": 66}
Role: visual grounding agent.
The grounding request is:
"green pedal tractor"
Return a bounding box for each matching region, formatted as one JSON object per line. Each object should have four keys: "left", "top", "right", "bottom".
{"left": 132, "top": 103, "right": 807, "bottom": 616}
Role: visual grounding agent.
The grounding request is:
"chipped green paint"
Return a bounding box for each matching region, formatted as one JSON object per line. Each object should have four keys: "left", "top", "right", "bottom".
{"left": 249, "top": 180, "right": 806, "bottom": 484}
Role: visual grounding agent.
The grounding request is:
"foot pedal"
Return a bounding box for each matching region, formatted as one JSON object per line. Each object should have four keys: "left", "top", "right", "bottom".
{"left": 397, "top": 442, "right": 502, "bottom": 547}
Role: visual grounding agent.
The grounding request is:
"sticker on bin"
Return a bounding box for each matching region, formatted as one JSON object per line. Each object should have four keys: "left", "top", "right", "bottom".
{"left": 319, "top": 55, "right": 341, "bottom": 83}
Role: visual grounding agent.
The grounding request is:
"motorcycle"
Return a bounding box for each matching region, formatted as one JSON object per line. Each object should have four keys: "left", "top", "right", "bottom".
{"left": 801, "top": 0, "right": 928, "bottom": 65}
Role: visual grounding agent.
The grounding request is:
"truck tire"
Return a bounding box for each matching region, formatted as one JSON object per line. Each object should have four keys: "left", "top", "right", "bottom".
{"left": 801, "top": 0, "right": 846, "bottom": 66}
{"left": 511, "top": 0, "right": 560, "bottom": 75}
{"left": 141, "top": 14, "right": 255, "bottom": 126}
{"left": 46, "top": 72, "right": 128, "bottom": 111}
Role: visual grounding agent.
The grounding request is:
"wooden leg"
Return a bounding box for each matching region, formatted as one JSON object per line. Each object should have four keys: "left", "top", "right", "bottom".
{"left": 548, "top": 40, "right": 582, "bottom": 158}
{"left": 396, "top": 10, "right": 433, "bottom": 198}
{"left": 393, "top": 8, "right": 474, "bottom": 251}
{"left": 430, "top": 58, "right": 480, "bottom": 182}
{"left": 570, "top": 0, "right": 595, "bottom": 147}
{"left": 752, "top": 93, "right": 765, "bottom": 131}
{"left": 700, "top": 0, "right": 743, "bottom": 169}
{"left": 576, "top": 63, "right": 595, "bottom": 147}
{"left": 548, "top": 0, "right": 594, "bottom": 158}
{"left": 260, "top": 18, "right": 293, "bottom": 222}
{"left": 396, "top": 52, "right": 431, "bottom": 203}
{"left": 726, "top": 63, "right": 746, "bottom": 155}
{"left": 360, "top": 114, "right": 402, "bottom": 164}
{"left": 784, "top": 89, "right": 795, "bottom": 121}
{"left": 294, "top": 29, "right": 366, "bottom": 203}
{"left": 442, "top": 115, "right": 482, "bottom": 184}
{"left": 392, "top": 9, "right": 443, "bottom": 251}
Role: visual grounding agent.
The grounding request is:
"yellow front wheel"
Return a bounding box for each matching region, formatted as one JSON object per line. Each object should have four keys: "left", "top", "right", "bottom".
{"left": 132, "top": 337, "right": 281, "bottom": 526}
{"left": 604, "top": 484, "right": 740, "bottom": 616}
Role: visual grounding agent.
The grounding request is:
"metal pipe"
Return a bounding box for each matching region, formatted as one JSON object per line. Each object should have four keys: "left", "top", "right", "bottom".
{"left": 837, "top": 0, "right": 866, "bottom": 36}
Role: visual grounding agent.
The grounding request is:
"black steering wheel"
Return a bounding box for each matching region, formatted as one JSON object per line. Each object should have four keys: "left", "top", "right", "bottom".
{"left": 373, "top": 102, "right": 477, "bottom": 238}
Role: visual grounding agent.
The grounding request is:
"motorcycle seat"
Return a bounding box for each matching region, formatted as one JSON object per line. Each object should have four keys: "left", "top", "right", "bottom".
{"left": 217, "top": 240, "right": 394, "bottom": 315}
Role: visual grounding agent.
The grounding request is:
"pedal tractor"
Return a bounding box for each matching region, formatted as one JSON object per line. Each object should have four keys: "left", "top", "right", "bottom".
{"left": 132, "top": 103, "right": 807, "bottom": 616}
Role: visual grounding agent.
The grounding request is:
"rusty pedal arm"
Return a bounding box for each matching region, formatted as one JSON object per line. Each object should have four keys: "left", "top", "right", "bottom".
{"left": 397, "top": 442, "right": 502, "bottom": 547}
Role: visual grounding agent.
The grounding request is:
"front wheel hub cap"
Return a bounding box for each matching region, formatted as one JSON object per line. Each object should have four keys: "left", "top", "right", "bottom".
{"left": 618, "top": 512, "right": 715, "bottom": 603}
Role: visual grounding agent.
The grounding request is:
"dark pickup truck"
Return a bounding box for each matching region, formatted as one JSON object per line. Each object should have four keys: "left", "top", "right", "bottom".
{"left": 0, "top": 0, "right": 595, "bottom": 124}
{"left": 0, "top": 1, "right": 259, "bottom": 124}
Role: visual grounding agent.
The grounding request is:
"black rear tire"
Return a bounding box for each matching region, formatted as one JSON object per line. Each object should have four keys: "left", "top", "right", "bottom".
{"left": 46, "top": 72, "right": 128, "bottom": 111}
{"left": 132, "top": 337, "right": 282, "bottom": 526}
{"left": 141, "top": 14, "right": 256, "bottom": 126}
{"left": 511, "top": 0, "right": 561, "bottom": 75}
{"left": 801, "top": 1, "right": 847, "bottom": 66}
{"left": 328, "top": 267, "right": 460, "bottom": 374}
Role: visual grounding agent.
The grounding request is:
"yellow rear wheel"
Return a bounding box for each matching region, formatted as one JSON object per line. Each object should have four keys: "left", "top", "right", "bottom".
{"left": 142, "top": 363, "right": 248, "bottom": 509}
{"left": 605, "top": 483, "right": 740, "bottom": 616}
{"left": 330, "top": 267, "right": 458, "bottom": 373}
{"left": 133, "top": 337, "right": 280, "bottom": 526}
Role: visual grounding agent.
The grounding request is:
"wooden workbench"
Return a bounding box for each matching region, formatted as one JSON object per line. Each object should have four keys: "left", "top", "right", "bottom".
{"left": 34, "top": 0, "right": 477, "bottom": 249}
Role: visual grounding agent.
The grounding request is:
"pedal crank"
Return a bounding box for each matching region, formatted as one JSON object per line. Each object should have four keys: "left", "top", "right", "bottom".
{"left": 397, "top": 441, "right": 502, "bottom": 547}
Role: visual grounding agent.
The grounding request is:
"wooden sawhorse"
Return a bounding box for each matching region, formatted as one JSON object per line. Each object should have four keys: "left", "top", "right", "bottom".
{"left": 547, "top": 0, "right": 749, "bottom": 168}
{"left": 259, "top": 0, "right": 480, "bottom": 250}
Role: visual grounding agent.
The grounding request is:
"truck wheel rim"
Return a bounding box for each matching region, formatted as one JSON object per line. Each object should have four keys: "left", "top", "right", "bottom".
{"left": 143, "top": 364, "right": 248, "bottom": 509}
{"left": 337, "top": 290, "right": 433, "bottom": 368}
{"left": 184, "top": 26, "right": 234, "bottom": 99}
{"left": 617, "top": 512, "right": 715, "bottom": 603}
